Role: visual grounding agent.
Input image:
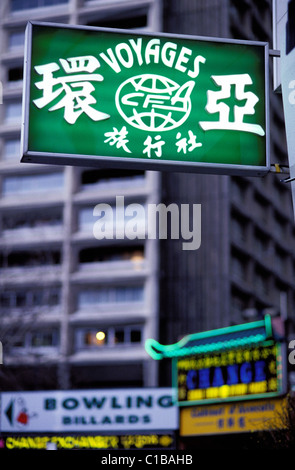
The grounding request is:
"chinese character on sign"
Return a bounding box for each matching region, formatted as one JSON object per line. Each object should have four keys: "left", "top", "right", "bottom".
{"left": 217, "top": 419, "right": 224, "bottom": 429}
{"left": 143, "top": 135, "right": 165, "bottom": 158}
{"left": 238, "top": 417, "right": 245, "bottom": 428}
{"left": 104, "top": 126, "right": 131, "bottom": 153}
{"left": 33, "top": 56, "right": 110, "bottom": 124}
{"left": 199, "top": 73, "right": 265, "bottom": 136}
{"left": 227, "top": 417, "right": 235, "bottom": 428}
{"left": 176, "top": 131, "right": 202, "bottom": 154}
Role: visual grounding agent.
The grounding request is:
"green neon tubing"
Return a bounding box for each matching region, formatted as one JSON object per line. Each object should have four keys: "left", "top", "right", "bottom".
{"left": 145, "top": 316, "right": 272, "bottom": 360}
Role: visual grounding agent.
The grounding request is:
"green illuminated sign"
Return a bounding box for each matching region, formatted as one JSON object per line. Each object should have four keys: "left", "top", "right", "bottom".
{"left": 21, "top": 22, "right": 269, "bottom": 175}
{"left": 145, "top": 316, "right": 287, "bottom": 406}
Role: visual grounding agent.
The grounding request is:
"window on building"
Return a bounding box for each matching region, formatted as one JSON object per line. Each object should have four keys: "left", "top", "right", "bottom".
{"left": 77, "top": 285, "right": 144, "bottom": 309}
{"left": 130, "top": 329, "right": 142, "bottom": 343}
{"left": 1, "top": 207, "right": 63, "bottom": 235}
{"left": 2, "top": 139, "right": 20, "bottom": 160}
{"left": 8, "top": 31, "right": 25, "bottom": 50}
{"left": 255, "top": 268, "right": 269, "bottom": 296}
{"left": 231, "top": 251, "right": 247, "bottom": 282}
{"left": 31, "top": 331, "right": 58, "bottom": 348}
{"left": 0, "top": 286, "right": 61, "bottom": 313}
{"left": 80, "top": 168, "right": 145, "bottom": 190}
{"left": 78, "top": 204, "right": 146, "bottom": 233}
{"left": 231, "top": 178, "right": 248, "bottom": 204}
{"left": 254, "top": 194, "right": 268, "bottom": 225}
{"left": 254, "top": 229, "right": 269, "bottom": 260}
{"left": 86, "top": 8, "right": 148, "bottom": 30}
{"left": 2, "top": 172, "right": 64, "bottom": 196}
{"left": 5, "top": 101, "right": 22, "bottom": 123}
{"left": 7, "top": 66, "right": 23, "bottom": 87}
{"left": 274, "top": 247, "right": 288, "bottom": 276}
{"left": 0, "top": 249, "right": 61, "bottom": 268}
{"left": 78, "top": 207, "right": 94, "bottom": 230}
{"left": 273, "top": 212, "right": 287, "bottom": 240}
{"left": 10, "top": 0, "right": 68, "bottom": 11}
{"left": 79, "top": 245, "right": 144, "bottom": 265}
{"left": 75, "top": 325, "right": 142, "bottom": 350}
{"left": 80, "top": 206, "right": 117, "bottom": 231}
{"left": 9, "top": 329, "right": 59, "bottom": 354}
{"left": 231, "top": 289, "right": 248, "bottom": 318}
{"left": 9, "top": 334, "right": 25, "bottom": 349}
{"left": 231, "top": 213, "right": 247, "bottom": 244}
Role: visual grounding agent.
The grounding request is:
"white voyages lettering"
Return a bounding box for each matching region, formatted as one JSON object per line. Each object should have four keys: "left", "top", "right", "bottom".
{"left": 98, "top": 37, "right": 206, "bottom": 77}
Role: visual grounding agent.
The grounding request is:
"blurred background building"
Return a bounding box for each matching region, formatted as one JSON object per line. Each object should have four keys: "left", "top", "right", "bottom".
{"left": 0, "top": 0, "right": 294, "bottom": 391}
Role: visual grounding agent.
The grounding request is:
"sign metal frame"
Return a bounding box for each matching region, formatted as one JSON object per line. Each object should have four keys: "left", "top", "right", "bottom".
{"left": 21, "top": 21, "right": 270, "bottom": 176}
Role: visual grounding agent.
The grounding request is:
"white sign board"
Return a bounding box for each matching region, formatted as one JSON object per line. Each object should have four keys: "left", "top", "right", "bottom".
{"left": 0, "top": 388, "right": 178, "bottom": 433}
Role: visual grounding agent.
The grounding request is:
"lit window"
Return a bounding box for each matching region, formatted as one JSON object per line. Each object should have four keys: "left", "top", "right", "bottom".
{"left": 79, "top": 246, "right": 144, "bottom": 264}
{"left": 75, "top": 325, "right": 142, "bottom": 350}
{"left": 84, "top": 330, "right": 107, "bottom": 347}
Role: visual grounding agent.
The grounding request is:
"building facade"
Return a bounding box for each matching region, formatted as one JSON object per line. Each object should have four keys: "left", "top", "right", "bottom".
{"left": 0, "top": 0, "right": 294, "bottom": 392}
{"left": 158, "top": 0, "right": 295, "bottom": 384}
{"left": 0, "top": 0, "right": 162, "bottom": 390}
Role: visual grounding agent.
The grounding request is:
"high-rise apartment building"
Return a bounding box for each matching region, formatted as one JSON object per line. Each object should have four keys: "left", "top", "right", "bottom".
{"left": 158, "top": 0, "right": 295, "bottom": 384}
{"left": 0, "top": 0, "right": 294, "bottom": 392}
{"left": 0, "top": 0, "right": 162, "bottom": 390}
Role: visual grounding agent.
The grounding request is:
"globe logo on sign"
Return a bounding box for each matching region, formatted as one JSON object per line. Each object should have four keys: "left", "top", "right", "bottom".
{"left": 115, "top": 74, "right": 195, "bottom": 132}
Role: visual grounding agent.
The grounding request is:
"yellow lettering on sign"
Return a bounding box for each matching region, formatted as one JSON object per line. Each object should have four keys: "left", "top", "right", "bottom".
{"left": 187, "top": 389, "right": 205, "bottom": 401}
{"left": 180, "top": 397, "right": 288, "bottom": 436}
{"left": 249, "top": 381, "right": 267, "bottom": 394}
{"left": 206, "top": 387, "right": 219, "bottom": 398}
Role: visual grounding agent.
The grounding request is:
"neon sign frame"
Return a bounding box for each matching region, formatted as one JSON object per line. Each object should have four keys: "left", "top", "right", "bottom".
{"left": 145, "top": 316, "right": 287, "bottom": 406}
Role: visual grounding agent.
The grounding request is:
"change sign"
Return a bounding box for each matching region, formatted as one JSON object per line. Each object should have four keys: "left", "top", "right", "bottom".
{"left": 21, "top": 22, "right": 269, "bottom": 175}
